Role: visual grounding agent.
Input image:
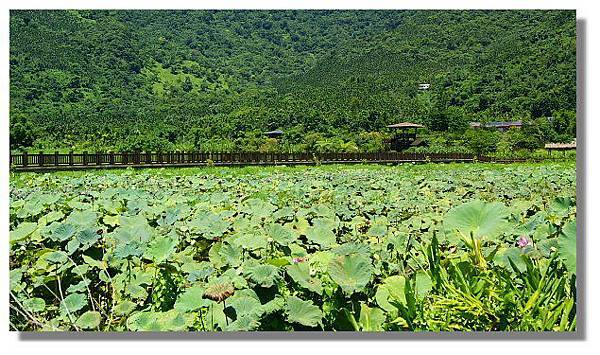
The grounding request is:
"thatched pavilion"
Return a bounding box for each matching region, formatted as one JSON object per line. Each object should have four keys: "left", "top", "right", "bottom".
{"left": 387, "top": 122, "right": 426, "bottom": 151}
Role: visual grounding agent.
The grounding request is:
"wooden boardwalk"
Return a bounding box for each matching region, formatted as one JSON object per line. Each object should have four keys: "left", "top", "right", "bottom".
{"left": 9, "top": 151, "right": 532, "bottom": 172}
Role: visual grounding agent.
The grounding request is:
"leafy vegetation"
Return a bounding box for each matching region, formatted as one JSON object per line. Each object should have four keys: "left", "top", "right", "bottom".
{"left": 10, "top": 10, "right": 575, "bottom": 151}
{"left": 9, "top": 163, "right": 576, "bottom": 331}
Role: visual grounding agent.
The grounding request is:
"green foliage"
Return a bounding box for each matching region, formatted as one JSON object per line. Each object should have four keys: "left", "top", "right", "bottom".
{"left": 558, "top": 221, "right": 576, "bottom": 273}
{"left": 327, "top": 254, "right": 373, "bottom": 294}
{"left": 285, "top": 296, "right": 323, "bottom": 328}
{"left": 463, "top": 129, "right": 501, "bottom": 154}
{"left": 10, "top": 10, "right": 575, "bottom": 151}
{"left": 443, "top": 200, "right": 509, "bottom": 243}
{"left": 9, "top": 162, "right": 576, "bottom": 331}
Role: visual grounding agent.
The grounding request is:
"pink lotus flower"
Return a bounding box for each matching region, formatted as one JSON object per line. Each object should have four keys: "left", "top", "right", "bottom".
{"left": 517, "top": 235, "right": 530, "bottom": 248}
{"left": 292, "top": 257, "right": 306, "bottom": 264}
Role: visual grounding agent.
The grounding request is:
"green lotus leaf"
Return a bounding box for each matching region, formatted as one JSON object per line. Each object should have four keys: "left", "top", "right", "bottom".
{"left": 60, "top": 293, "right": 87, "bottom": 314}
{"left": 38, "top": 210, "right": 65, "bottom": 226}
{"left": 208, "top": 243, "right": 225, "bottom": 268}
{"left": 82, "top": 255, "right": 105, "bottom": 269}
{"left": 206, "top": 302, "right": 228, "bottom": 330}
{"left": 182, "top": 261, "right": 214, "bottom": 282}
{"left": 309, "top": 250, "right": 335, "bottom": 272}
{"left": 305, "top": 225, "right": 336, "bottom": 248}
{"left": 67, "top": 280, "right": 91, "bottom": 294}
{"left": 22, "top": 297, "right": 46, "bottom": 313}
{"left": 292, "top": 217, "right": 310, "bottom": 235}
{"left": 174, "top": 285, "right": 211, "bottom": 312}
{"left": 415, "top": 271, "right": 433, "bottom": 299}
{"left": 10, "top": 269, "right": 23, "bottom": 292}
{"left": 285, "top": 296, "right": 322, "bottom": 328}
{"left": 225, "top": 315, "right": 261, "bottom": 331}
{"left": 113, "top": 242, "right": 143, "bottom": 259}
{"left": 444, "top": 200, "right": 509, "bottom": 243}
{"left": 158, "top": 309, "right": 195, "bottom": 332}
{"left": 244, "top": 264, "right": 281, "bottom": 288}
{"left": 494, "top": 247, "right": 527, "bottom": 272}
{"left": 48, "top": 223, "right": 78, "bottom": 242}
{"left": 114, "top": 300, "right": 137, "bottom": 316}
{"left": 10, "top": 222, "right": 38, "bottom": 244}
{"left": 102, "top": 215, "right": 120, "bottom": 227}
{"left": 127, "top": 311, "right": 161, "bottom": 331}
{"left": 158, "top": 206, "right": 185, "bottom": 226}
{"left": 266, "top": 223, "right": 297, "bottom": 246}
{"left": 549, "top": 196, "right": 574, "bottom": 217}
{"left": 210, "top": 267, "right": 245, "bottom": 287}
{"left": 144, "top": 235, "right": 178, "bottom": 263}
{"left": 358, "top": 303, "right": 386, "bottom": 331}
{"left": 218, "top": 242, "right": 242, "bottom": 267}
{"left": 125, "top": 284, "right": 148, "bottom": 299}
{"left": 77, "top": 228, "right": 100, "bottom": 245}
{"left": 44, "top": 250, "right": 69, "bottom": 265}
{"left": 265, "top": 257, "right": 291, "bottom": 267}
{"left": 327, "top": 254, "right": 373, "bottom": 294}
{"left": 367, "top": 224, "right": 388, "bottom": 238}
{"left": 66, "top": 238, "right": 81, "bottom": 255}
{"left": 66, "top": 210, "right": 98, "bottom": 228}
{"left": 260, "top": 295, "right": 285, "bottom": 315}
{"left": 75, "top": 311, "right": 101, "bottom": 329}
{"left": 118, "top": 215, "right": 153, "bottom": 242}
{"left": 332, "top": 242, "right": 370, "bottom": 257}
{"left": 232, "top": 233, "right": 268, "bottom": 251}
{"left": 558, "top": 220, "right": 576, "bottom": 273}
{"left": 241, "top": 198, "right": 277, "bottom": 219}
{"left": 375, "top": 275, "right": 406, "bottom": 312}
{"left": 18, "top": 198, "right": 46, "bottom": 218}
{"left": 286, "top": 262, "right": 322, "bottom": 294}
{"left": 189, "top": 212, "right": 231, "bottom": 239}
{"left": 228, "top": 294, "right": 262, "bottom": 318}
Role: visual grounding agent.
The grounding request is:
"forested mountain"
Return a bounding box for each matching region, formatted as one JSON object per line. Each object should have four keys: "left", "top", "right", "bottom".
{"left": 10, "top": 10, "right": 576, "bottom": 151}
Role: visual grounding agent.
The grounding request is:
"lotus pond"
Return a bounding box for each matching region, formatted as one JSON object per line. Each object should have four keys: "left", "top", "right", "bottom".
{"left": 9, "top": 162, "right": 577, "bottom": 331}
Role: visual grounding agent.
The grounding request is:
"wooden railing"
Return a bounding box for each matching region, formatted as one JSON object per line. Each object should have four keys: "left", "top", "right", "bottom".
{"left": 9, "top": 151, "right": 527, "bottom": 172}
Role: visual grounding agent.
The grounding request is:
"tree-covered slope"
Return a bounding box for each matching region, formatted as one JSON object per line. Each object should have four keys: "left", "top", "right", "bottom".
{"left": 9, "top": 10, "right": 576, "bottom": 150}
{"left": 275, "top": 10, "right": 576, "bottom": 130}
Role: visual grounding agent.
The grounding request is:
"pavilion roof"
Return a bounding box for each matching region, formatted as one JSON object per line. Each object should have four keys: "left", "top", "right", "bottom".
{"left": 544, "top": 140, "right": 576, "bottom": 149}
{"left": 387, "top": 122, "right": 425, "bottom": 129}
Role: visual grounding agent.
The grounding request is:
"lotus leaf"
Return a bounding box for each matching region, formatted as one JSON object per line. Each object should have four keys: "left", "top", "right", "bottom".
{"left": 244, "top": 264, "right": 281, "bottom": 288}
{"left": 558, "top": 220, "right": 576, "bottom": 273}
{"left": 327, "top": 254, "right": 373, "bottom": 294}
{"left": 75, "top": 311, "right": 101, "bottom": 329}
{"left": 444, "top": 200, "right": 509, "bottom": 243}
{"left": 285, "top": 296, "right": 322, "bottom": 328}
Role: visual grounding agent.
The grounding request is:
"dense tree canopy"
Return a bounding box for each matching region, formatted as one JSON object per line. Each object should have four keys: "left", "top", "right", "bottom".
{"left": 10, "top": 10, "right": 576, "bottom": 151}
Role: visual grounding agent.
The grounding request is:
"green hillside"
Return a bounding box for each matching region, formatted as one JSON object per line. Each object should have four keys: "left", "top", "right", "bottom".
{"left": 10, "top": 10, "right": 576, "bottom": 151}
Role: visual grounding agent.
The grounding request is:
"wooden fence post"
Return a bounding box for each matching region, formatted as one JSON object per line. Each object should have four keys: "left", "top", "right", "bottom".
{"left": 96, "top": 151, "right": 101, "bottom": 165}
{"left": 54, "top": 151, "right": 59, "bottom": 166}
{"left": 22, "top": 151, "right": 28, "bottom": 167}
{"left": 83, "top": 151, "right": 88, "bottom": 166}
{"left": 109, "top": 152, "right": 115, "bottom": 165}
{"left": 68, "top": 151, "right": 73, "bottom": 166}
{"left": 38, "top": 151, "right": 44, "bottom": 166}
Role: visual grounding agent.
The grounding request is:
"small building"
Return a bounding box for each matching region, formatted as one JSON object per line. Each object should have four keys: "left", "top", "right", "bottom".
{"left": 418, "top": 83, "right": 431, "bottom": 90}
{"left": 470, "top": 121, "right": 523, "bottom": 132}
{"left": 387, "top": 122, "right": 426, "bottom": 151}
{"left": 264, "top": 130, "right": 283, "bottom": 138}
{"left": 545, "top": 139, "right": 576, "bottom": 155}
